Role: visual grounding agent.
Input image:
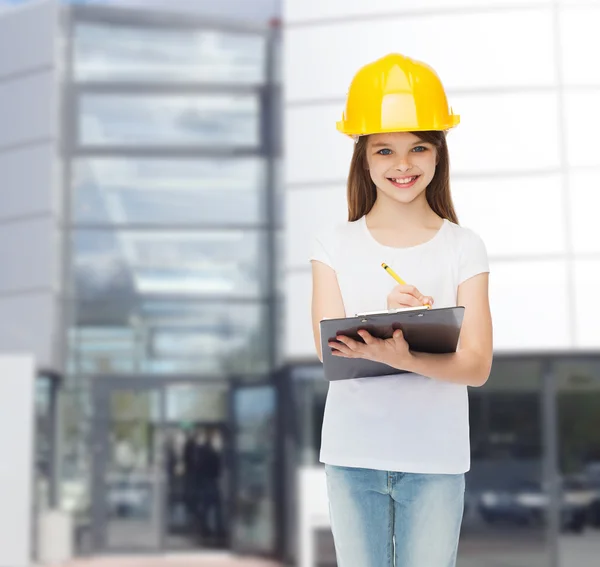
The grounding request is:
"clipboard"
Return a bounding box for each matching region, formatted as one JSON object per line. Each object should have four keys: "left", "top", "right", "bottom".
{"left": 320, "top": 306, "right": 465, "bottom": 381}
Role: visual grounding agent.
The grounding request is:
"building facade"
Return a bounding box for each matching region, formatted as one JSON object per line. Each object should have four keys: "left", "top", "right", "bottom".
{"left": 2, "top": 0, "right": 600, "bottom": 566}
{"left": 283, "top": 1, "right": 600, "bottom": 566}
{"left": 0, "top": 0, "right": 284, "bottom": 560}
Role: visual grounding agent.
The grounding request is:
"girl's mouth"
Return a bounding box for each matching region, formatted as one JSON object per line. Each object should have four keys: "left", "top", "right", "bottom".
{"left": 387, "top": 175, "right": 420, "bottom": 189}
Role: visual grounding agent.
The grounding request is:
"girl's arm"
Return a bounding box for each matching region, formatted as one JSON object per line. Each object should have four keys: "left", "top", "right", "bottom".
{"left": 401, "top": 272, "right": 493, "bottom": 387}
{"left": 311, "top": 260, "right": 346, "bottom": 362}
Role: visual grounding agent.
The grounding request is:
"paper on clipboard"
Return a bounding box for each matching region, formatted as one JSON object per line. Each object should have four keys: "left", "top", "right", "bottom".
{"left": 355, "top": 305, "right": 430, "bottom": 317}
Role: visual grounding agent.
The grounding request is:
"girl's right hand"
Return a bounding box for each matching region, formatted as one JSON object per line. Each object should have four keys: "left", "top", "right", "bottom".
{"left": 387, "top": 284, "right": 434, "bottom": 310}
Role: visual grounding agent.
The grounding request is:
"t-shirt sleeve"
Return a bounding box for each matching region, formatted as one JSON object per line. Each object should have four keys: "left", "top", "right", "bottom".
{"left": 309, "top": 230, "right": 335, "bottom": 270}
{"left": 458, "top": 229, "right": 490, "bottom": 285}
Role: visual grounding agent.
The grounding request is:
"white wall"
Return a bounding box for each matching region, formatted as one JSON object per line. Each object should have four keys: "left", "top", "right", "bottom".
{"left": 283, "top": 0, "right": 600, "bottom": 359}
{"left": 0, "top": 355, "right": 35, "bottom": 567}
{"left": 0, "top": 0, "right": 63, "bottom": 370}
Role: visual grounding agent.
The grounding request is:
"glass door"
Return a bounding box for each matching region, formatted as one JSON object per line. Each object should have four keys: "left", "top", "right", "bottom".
{"left": 229, "top": 381, "right": 277, "bottom": 555}
{"left": 91, "top": 378, "right": 165, "bottom": 552}
{"left": 162, "top": 381, "right": 230, "bottom": 550}
{"left": 91, "top": 378, "right": 233, "bottom": 553}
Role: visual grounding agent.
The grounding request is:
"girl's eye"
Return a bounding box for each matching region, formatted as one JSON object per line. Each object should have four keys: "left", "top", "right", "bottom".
{"left": 412, "top": 146, "right": 428, "bottom": 153}
{"left": 377, "top": 148, "right": 392, "bottom": 155}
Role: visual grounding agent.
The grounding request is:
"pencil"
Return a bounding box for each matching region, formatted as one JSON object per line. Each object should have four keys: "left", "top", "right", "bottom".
{"left": 381, "top": 262, "right": 432, "bottom": 309}
{"left": 381, "top": 262, "right": 406, "bottom": 286}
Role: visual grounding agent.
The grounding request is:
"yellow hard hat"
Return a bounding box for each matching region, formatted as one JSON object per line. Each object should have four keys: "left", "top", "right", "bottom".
{"left": 336, "top": 53, "right": 459, "bottom": 136}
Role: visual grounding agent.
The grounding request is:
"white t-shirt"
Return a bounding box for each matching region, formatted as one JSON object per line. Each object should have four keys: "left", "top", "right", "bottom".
{"left": 310, "top": 215, "right": 490, "bottom": 474}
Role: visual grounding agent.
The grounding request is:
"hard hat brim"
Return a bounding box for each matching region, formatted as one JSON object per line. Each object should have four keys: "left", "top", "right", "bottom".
{"left": 336, "top": 114, "right": 460, "bottom": 136}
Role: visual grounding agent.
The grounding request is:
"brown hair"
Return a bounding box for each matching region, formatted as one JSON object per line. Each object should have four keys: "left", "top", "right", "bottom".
{"left": 346, "top": 131, "right": 459, "bottom": 224}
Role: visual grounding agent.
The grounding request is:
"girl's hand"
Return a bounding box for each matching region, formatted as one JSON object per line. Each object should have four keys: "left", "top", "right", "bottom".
{"left": 329, "top": 329, "right": 412, "bottom": 370}
{"left": 387, "top": 284, "right": 433, "bottom": 309}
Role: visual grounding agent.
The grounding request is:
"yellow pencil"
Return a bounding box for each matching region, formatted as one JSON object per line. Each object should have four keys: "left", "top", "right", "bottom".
{"left": 381, "top": 263, "right": 432, "bottom": 308}
{"left": 381, "top": 262, "right": 406, "bottom": 285}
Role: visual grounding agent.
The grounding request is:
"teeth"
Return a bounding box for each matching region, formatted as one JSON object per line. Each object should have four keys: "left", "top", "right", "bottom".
{"left": 392, "top": 176, "right": 417, "bottom": 184}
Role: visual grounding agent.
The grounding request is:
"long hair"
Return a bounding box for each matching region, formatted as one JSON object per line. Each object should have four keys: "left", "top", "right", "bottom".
{"left": 346, "top": 131, "right": 459, "bottom": 224}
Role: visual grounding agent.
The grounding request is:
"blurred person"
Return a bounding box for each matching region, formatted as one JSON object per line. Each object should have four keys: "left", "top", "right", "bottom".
{"left": 183, "top": 427, "right": 202, "bottom": 530}
{"left": 196, "top": 427, "right": 225, "bottom": 541}
{"left": 165, "top": 428, "right": 187, "bottom": 529}
{"left": 310, "top": 53, "right": 493, "bottom": 567}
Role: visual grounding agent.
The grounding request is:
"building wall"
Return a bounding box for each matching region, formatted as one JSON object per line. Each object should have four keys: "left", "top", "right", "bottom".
{"left": 283, "top": 0, "right": 600, "bottom": 361}
{"left": 0, "top": 355, "right": 36, "bottom": 567}
{"left": 0, "top": 0, "right": 63, "bottom": 371}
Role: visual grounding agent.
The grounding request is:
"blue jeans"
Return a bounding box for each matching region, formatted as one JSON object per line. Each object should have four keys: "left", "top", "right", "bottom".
{"left": 325, "top": 465, "right": 465, "bottom": 567}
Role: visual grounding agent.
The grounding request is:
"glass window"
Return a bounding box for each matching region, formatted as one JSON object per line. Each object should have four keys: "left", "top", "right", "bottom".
{"left": 35, "top": 376, "right": 54, "bottom": 510}
{"left": 490, "top": 260, "right": 572, "bottom": 352}
{"left": 554, "top": 359, "right": 600, "bottom": 470}
{"left": 72, "top": 229, "right": 267, "bottom": 300}
{"left": 287, "top": 0, "right": 551, "bottom": 24}
{"left": 573, "top": 260, "right": 600, "bottom": 348}
{"left": 73, "top": 157, "right": 267, "bottom": 226}
{"left": 286, "top": 7, "right": 554, "bottom": 101}
{"left": 74, "top": 24, "right": 266, "bottom": 84}
{"left": 165, "top": 382, "right": 228, "bottom": 422}
{"left": 286, "top": 271, "right": 315, "bottom": 359}
{"left": 565, "top": 91, "right": 600, "bottom": 167}
{"left": 69, "top": 326, "right": 138, "bottom": 374}
{"left": 553, "top": 358, "right": 600, "bottom": 547}
{"left": 560, "top": 7, "right": 600, "bottom": 86}
{"left": 458, "top": 358, "right": 547, "bottom": 564}
{"left": 452, "top": 174, "right": 567, "bottom": 257}
{"left": 71, "top": 301, "right": 270, "bottom": 376}
{"left": 568, "top": 171, "right": 600, "bottom": 254}
{"left": 290, "top": 365, "right": 327, "bottom": 466}
{"left": 450, "top": 91, "right": 560, "bottom": 175}
{"left": 60, "top": 389, "right": 92, "bottom": 518}
{"left": 231, "top": 384, "right": 276, "bottom": 553}
{"left": 79, "top": 93, "right": 260, "bottom": 148}
{"left": 286, "top": 104, "right": 354, "bottom": 185}
{"left": 490, "top": 260, "right": 571, "bottom": 351}
{"left": 286, "top": 186, "right": 348, "bottom": 270}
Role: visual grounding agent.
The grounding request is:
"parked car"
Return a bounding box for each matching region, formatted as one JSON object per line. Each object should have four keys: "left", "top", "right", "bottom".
{"left": 478, "top": 477, "right": 595, "bottom": 533}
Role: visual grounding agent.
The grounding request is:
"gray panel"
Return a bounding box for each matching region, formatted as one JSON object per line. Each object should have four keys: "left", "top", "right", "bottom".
{"left": 0, "top": 71, "right": 56, "bottom": 148}
{"left": 0, "top": 0, "right": 57, "bottom": 79}
{"left": 0, "top": 218, "right": 59, "bottom": 293}
{"left": 0, "top": 143, "right": 56, "bottom": 219}
{"left": 0, "top": 355, "right": 35, "bottom": 566}
{"left": 0, "top": 292, "right": 59, "bottom": 369}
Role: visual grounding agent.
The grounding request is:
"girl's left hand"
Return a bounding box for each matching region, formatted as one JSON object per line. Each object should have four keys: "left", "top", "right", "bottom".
{"left": 329, "top": 329, "right": 411, "bottom": 369}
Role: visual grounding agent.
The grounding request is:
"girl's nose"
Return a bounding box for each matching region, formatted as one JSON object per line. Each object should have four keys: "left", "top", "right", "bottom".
{"left": 394, "top": 158, "right": 413, "bottom": 173}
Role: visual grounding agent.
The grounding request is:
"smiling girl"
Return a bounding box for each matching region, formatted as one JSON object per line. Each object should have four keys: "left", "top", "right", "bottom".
{"left": 310, "top": 54, "right": 493, "bottom": 567}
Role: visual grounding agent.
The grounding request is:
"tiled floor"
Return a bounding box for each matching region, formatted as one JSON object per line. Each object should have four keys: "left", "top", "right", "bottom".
{"left": 61, "top": 554, "right": 280, "bottom": 567}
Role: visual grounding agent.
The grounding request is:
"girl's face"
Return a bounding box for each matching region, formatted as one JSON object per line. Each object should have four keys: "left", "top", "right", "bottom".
{"left": 365, "top": 132, "right": 437, "bottom": 206}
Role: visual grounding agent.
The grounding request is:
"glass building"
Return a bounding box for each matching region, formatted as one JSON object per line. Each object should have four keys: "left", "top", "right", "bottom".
{"left": 58, "top": 1, "right": 282, "bottom": 557}
{"left": 2, "top": 1, "right": 600, "bottom": 566}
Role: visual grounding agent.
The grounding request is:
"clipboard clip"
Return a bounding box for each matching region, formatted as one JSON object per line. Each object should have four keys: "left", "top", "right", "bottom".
{"left": 355, "top": 305, "right": 430, "bottom": 317}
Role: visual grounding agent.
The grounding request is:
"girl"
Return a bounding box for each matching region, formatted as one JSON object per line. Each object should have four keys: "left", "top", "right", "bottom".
{"left": 310, "top": 53, "right": 493, "bottom": 567}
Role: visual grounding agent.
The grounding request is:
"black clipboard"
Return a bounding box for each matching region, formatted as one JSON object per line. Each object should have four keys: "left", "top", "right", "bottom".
{"left": 320, "top": 306, "right": 464, "bottom": 381}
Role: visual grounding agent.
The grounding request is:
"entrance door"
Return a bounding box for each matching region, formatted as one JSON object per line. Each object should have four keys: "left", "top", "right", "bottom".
{"left": 91, "top": 378, "right": 165, "bottom": 552}
{"left": 91, "top": 377, "right": 231, "bottom": 553}
{"left": 162, "top": 381, "right": 230, "bottom": 551}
